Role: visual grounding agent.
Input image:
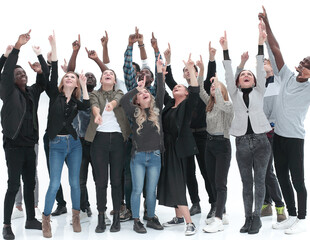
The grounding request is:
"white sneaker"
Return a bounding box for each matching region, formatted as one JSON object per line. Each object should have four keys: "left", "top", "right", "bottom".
{"left": 105, "top": 212, "right": 111, "bottom": 226}
{"left": 272, "top": 216, "right": 297, "bottom": 229}
{"left": 70, "top": 211, "right": 89, "bottom": 224}
{"left": 185, "top": 223, "right": 197, "bottom": 236}
{"left": 222, "top": 214, "right": 229, "bottom": 225}
{"left": 11, "top": 208, "right": 24, "bottom": 220}
{"left": 35, "top": 208, "right": 42, "bottom": 220}
{"left": 285, "top": 218, "right": 307, "bottom": 234}
{"left": 203, "top": 218, "right": 224, "bottom": 233}
{"left": 205, "top": 216, "right": 214, "bottom": 225}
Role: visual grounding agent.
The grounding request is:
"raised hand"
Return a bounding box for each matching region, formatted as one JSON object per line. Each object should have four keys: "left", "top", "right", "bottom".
{"left": 85, "top": 47, "right": 99, "bottom": 60}
{"left": 28, "top": 61, "right": 42, "bottom": 74}
{"left": 135, "top": 27, "right": 144, "bottom": 45}
{"left": 156, "top": 54, "right": 167, "bottom": 74}
{"left": 128, "top": 34, "right": 137, "bottom": 46}
{"left": 210, "top": 74, "right": 219, "bottom": 88}
{"left": 4, "top": 45, "right": 14, "bottom": 57}
{"left": 48, "top": 30, "right": 56, "bottom": 47}
{"left": 196, "top": 55, "right": 204, "bottom": 71}
{"left": 61, "top": 59, "right": 68, "bottom": 73}
{"left": 72, "top": 34, "right": 81, "bottom": 52}
{"left": 164, "top": 43, "right": 171, "bottom": 65}
{"left": 183, "top": 53, "right": 195, "bottom": 71}
{"left": 32, "top": 45, "right": 41, "bottom": 56}
{"left": 101, "top": 31, "right": 109, "bottom": 47}
{"left": 79, "top": 70, "right": 87, "bottom": 87}
{"left": 258, "top": 6, "right": 269, "bottom": 25}
{"left": 136, "top": 76, "right": 146, "bottom": 92}
{"left": 259, "top": 19, "right": 267, "bottom": 44}
{"left": 151, "top": 32, "right": 159, "bottom": 52}
{"left": 47, "top": 51, "right": 52, "bottom": 63}
{"left": 209, "top": 41, "right": 217, "bottom": 61}
{"left": 219, "top": 31, "right": 228, "bottom": 50}
{"left": 16, "top": 29, "right": 31, "bottom": 49}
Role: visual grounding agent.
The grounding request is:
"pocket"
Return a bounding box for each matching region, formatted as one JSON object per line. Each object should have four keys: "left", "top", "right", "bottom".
{"left": 153, "top": 150, "right": 160, "bottom": 157}
{"left": 50, "top": 137, "right": 61, "bottom": 145}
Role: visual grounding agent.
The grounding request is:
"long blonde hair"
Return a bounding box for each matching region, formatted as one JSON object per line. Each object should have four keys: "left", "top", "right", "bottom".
{"left": 58, "top": 71, "right": 81, "bottom": 99}
{"left": 206, "top": 82, "right": 229, "bottom": 112}
{"left": 132, "top": 89, "right": 160, "bottom": 135}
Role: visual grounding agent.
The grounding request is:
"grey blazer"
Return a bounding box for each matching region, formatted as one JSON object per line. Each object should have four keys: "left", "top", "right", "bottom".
{"left": 223, "top": 55, "right": 271, "bottom": 137}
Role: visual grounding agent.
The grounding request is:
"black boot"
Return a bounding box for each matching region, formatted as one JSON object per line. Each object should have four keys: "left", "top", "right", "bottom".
{"left": 110, "top": 212, "right": 120, "bottom": 232}
{"left": 240, "top": 216, "right": 252, "bottom": 233}
{"left": 248, "top": 215, "right": 262, "bottom": 234}
{"left": 95, "top": 213, "right": 106, "bottom": 233}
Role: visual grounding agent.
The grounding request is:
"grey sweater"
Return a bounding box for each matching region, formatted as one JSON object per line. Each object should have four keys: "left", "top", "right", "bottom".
{"left": 198, "top": 76, "right": 233, "bottom": 139}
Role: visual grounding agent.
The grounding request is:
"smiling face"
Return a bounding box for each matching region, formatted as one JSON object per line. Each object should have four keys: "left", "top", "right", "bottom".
{"left": 137, "top": 68, "right": 153, "bottom": 86}
{"left": 63, "top": 72, "right": 78, "bottom": 88}
{"left": 296, "top": 56, "right": 310, "bottom": 82}
{"left": 135, "top": 88, "right": 152, "bottom": 108}
{"left": 237, "top": 70, "right": 256, "bottom": 89}
{"left": 101, "top": 70, "right": 116, "bottom": 87}
{"left": 172, "top": 84, "right": 189, "bottom": 98}
{"left": 14, "top": 67, "right": 28, "bottom": 89}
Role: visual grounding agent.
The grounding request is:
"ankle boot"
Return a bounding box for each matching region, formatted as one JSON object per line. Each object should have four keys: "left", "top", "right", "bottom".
{"left": 42, "top": 213, "right": 52, "bottom": 238}
{"left": 110, "top": 211, "right": 120, "bottom": 232}
{"left": 95, "top": 213, "right": 106, "bottom": 233}
{"left": 72, "top": 209, "right": 81, "bottom": 232}
{"left": 240, "top": 216, "right": 252, "bottom": 233}
{"left": 248, "top": 215, "right": 262, "bottom": 234}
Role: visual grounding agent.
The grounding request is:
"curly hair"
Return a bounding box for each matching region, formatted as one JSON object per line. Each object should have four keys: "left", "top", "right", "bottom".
{"left": 132, "top": 89, "right": 160, "bottom": 135}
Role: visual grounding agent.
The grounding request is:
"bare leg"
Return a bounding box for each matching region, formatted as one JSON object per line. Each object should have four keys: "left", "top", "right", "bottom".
{"left": 176, "top": 205, "right": 192, "bottom": 223}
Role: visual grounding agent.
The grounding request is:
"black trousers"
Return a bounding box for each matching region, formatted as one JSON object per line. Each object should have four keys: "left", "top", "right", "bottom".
{"left": 91, "top": 132, "right": 125, "bottom": 212}
{"left": 273, "top": 134, "right": 307, "bottom": 219}
{"left": 43, "top": 132, "right": 66, "bottom": 207}
{"left": 3, "top": 146, "right": 36, "bottom": 224}
{"left": 205, "top": 135, "right": 231, "bottom": 219}
{"left": 79, "top": 138, "right": 95, "bottom": 211}
{"left": 264, "top": 133, "right": 284, "bottom": 207}
{"left": 186, "top": 130, "right": 215, "bottom": 205}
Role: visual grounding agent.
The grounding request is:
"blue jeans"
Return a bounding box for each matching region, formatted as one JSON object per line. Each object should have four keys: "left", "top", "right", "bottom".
{"left": 43, "top": 135, "right": 82, "bottom": 216}
{"left": 130, "top": 150, "right": 161, "bottom": 219}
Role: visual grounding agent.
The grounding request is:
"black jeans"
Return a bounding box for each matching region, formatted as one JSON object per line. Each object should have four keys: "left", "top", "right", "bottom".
{"left": 273, "top": 134, "right": 307, "bottom": 219}
{"left": 79, "top": 138, "right": 95, "bottom": 211}
{"left": 236, "top": 133, "right": 270, "bottom": 217}
{"left": 205, "top": 134, "right": 231, "bottom": 219}
{"left": 264, "top": 133, "right": 284, "bottom": 207}
{"left": 3, "top": 146, "right": 36, "bottom": 225}
{"left": 186, "top": 130, "right": 215, "bottom": 205}
{"left": 43, "top": 133, "right": 66, "bottom": 208}
{"left": 91, "top": 132, "right": 125, "bottom": 212}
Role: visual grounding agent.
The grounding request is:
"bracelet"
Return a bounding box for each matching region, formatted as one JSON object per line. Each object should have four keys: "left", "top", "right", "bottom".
{"left": 138, "top": 44, "right": 145, "bottom": 48}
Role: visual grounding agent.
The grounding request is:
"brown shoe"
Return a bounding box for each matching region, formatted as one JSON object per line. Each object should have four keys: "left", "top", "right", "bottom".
{"left": 261, "top": 204, "right": 272, "bottom": 217}
{"left": 42, "top": 213, "right": 52, "bottom": 238}
{"left": 276, "top": 206, "right": 287, "bottom": 222}
{"left": 72, "top": 209, "right": 81, "bottom": 232}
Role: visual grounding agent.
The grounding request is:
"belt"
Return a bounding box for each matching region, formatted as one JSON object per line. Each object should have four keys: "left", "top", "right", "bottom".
{"left": 191, "top": 127, "right": 206, "bottom": 133}
{"left": 207, "top": 133, "right": 226, "bottom": 141}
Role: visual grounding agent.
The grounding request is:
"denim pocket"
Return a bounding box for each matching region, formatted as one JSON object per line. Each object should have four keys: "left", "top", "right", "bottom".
{"left": 154, "top": 150, "right": 160, "bottom": 157}
{"left": 50, "top": 137, "right": 61, "bottom": 145}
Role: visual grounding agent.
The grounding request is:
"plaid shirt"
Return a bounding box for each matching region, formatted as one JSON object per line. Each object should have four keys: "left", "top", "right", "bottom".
{"left": 123, "top": 45, "right": 161, "bottom": 97}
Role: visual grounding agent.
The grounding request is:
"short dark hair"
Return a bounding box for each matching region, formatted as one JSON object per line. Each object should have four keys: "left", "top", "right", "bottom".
{"left": 14, "top": 65, "right": 23, "bottom": 70}
{"left": 183, "top": 65, "right": 198, "bottom": 73}
{"left": 132, "top": 62, "right": 141, "bottom": 73}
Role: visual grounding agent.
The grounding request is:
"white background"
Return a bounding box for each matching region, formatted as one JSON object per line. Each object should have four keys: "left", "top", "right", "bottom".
{"left": 0, "top": 0, "right": 309, "bottom": 239}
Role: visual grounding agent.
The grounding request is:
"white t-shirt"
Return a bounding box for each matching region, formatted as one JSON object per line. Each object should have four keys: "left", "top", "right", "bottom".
{"left": 96, "top": 101, "right": 122, "bottom": 133}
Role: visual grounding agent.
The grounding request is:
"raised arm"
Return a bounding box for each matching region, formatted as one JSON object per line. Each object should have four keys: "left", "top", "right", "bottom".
{"left": 155, "top": 54, "right": 165, "bottom": 110}
{"left": 163, "top": 43, "right": 177, "bottom": 90}
{"left": 46, "top": 31, "right": 59, "bottom": 97}
{"left": 0, "top": 46, "right": 13, "bottom": 82}
{"left": 67, "top": 34, "right": 80, "bottom": 72}
{"left": 205, "top": 41, "right": 217, "bottom": 94}
{"left": 220, "top": 31, "right": 237, "bottom": 95}
{"left": 101, "top": 31, "right": 110, "bottom": 64}
{"left": 85, "top": 48, "right": 108, "bottom": 72}
{"left": 123, "top": 33, "right": 138, "bottom": 91}
{"left": 151, "top": 32, "right": 161, "bottom": 92}
{"left": 196, "top": 55, "right": 209, "bottom": 104}
{"left": 256, "top": 19, "right": 267, "bottom": 93}
{"left": 184, "top": 54, "right": 198, "bottom": 87}
{"left": 136, "top": 27, "right": 147, "bottom": 61}
{"left": 235, "top": 51, "right": 249, "bottom": 78}
{"left": 213, "top": 77, "right": 233, "bottom": 113}
{"left": 259, "top": 6, "right": 284, "bottom": 71}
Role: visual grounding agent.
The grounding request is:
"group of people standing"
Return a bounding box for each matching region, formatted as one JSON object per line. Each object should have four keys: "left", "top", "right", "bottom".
{"left": 0, "top": 6, "right": 309, "bottom": 240}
